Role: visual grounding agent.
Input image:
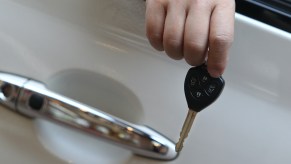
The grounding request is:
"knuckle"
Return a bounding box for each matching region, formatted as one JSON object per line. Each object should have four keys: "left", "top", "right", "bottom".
{"left": 184, "top": 41, "right": 207, "bottom": 66}
{"left": 164, "top": 38, "right": 182, "bottom": 50}
{"left": 150, "top": 0, "right": 162, "bottom": 4}
{"left": 164, "top": 38, "right": 183, "bottom": 60}
{"left": 146, "top": 32, "right": 164, "bottom": 51}
{"left": 227, "top": 0, "right": 236, "bottom": 8}
{"left": 167, "top": 53, "right": 183, "bottom": 60}
{"left": 185, "top": 56, "right": 204, "bottom": 66}
{"left": 147, "top": 32, "right": 163, "bottom": 44}
{"left": 216, "top": 0, "right": 235, "bottom": 8}
{"left": 184, "top": 41, "right": 206, "bottom": 54}
{"left": 193, "top": 0, "right": 213, "bottom": 8}
{"left": 211, "top": 34, "right": 233, "bottom": 47}
{"left": 155, "top": 0, "right": 167, "bottom": 6}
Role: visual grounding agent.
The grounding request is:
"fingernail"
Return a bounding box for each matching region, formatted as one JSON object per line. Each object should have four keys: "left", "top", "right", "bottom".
{"left": 208, "top": 69, "right": 222, "bottom": 78}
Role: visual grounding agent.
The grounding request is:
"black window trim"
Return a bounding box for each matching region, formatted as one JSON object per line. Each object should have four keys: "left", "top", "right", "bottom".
{"left": 235, "top": 0, "right": 291, "bottom": 33}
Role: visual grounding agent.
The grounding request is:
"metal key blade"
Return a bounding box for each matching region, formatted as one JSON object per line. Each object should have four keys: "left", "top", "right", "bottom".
{"left": 175, "top": 110, "right": 197, "bottom": 152}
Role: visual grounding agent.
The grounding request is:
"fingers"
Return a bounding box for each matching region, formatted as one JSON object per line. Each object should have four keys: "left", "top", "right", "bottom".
{"left": 145, "top": 0, "right": 235, "bottom": 77}
{"left": 146, "top": 0, "right": 187, "bottom": 59}
{"left": 145, "top": 0, "right": 166, "bottom": 51}
{"left": 184, "top": 2, "right": 211, "bottom": 66}
{"left": 207, "top": 2, "right": 235, "bottom": 77}
{"left": 163, "top": 1, "right": 187, "bottom": 60}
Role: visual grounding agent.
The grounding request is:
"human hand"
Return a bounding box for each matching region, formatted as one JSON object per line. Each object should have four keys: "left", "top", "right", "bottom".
{"left": 145, "top": 0, "right": 235, "bottom": 77}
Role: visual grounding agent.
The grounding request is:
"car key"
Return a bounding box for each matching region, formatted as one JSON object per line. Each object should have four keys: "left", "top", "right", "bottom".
{"left": 175, "top": 64, "right": 225, "bottom": 152}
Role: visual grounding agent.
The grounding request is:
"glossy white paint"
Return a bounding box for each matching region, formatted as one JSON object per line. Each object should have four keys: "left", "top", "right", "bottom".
{"left": 1, "top": 0, "right": 291, "bottom": 163}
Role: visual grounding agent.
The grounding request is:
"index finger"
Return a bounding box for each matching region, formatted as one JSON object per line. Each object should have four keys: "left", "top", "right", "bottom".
{"left": 207, "top": 2, "right": 235, "bottom": 77}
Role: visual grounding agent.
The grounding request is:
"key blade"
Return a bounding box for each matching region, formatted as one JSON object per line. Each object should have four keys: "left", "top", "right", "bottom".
{"left": 175, "top": 110, "right": 197, "bottom": 152}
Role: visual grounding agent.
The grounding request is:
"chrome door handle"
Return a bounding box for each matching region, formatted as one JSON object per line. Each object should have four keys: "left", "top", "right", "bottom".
{"left": 0, "top": 72, "right": 178, "bottom": 161}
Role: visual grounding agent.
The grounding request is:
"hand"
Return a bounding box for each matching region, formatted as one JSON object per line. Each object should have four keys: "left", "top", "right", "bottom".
{"left": 145, "top": 0, "right": 235, "bottom": 77}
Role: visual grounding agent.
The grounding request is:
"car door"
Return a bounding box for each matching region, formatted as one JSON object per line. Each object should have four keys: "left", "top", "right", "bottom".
{"left": 1, "top": 0, "right": 291, "bottom": 164}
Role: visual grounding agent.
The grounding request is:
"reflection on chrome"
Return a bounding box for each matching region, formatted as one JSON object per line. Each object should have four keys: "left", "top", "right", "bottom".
{"left": 0, "top": 72, "right": 178, "bottom": 161}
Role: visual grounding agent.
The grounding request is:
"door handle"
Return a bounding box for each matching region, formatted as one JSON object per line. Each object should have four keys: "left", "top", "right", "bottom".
{"left": 0, "top": 72, "right": 178, "bottom": 161}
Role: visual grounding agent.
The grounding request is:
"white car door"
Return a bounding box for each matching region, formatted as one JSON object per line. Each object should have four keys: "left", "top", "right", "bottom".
{"left": 0, "top": 0, "right": 291, "bottom": 164}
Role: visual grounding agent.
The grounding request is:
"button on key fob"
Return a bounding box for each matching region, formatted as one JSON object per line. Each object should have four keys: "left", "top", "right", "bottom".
{"left": 176, "top": 64, "right": 225, "bottom": 152}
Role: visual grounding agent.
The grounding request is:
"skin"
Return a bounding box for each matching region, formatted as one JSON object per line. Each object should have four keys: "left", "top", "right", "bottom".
{"left": 145, "top": 0, "right": 235, "bottom": 77}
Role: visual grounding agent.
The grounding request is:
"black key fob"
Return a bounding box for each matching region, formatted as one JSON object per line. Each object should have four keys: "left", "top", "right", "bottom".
{"left": 184, "top": 64, "right": 225, "bottom": 112}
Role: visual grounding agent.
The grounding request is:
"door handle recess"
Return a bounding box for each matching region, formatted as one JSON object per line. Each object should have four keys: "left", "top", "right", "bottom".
{"left": 0, "top": 72, "right": 178, "bottom": 161}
